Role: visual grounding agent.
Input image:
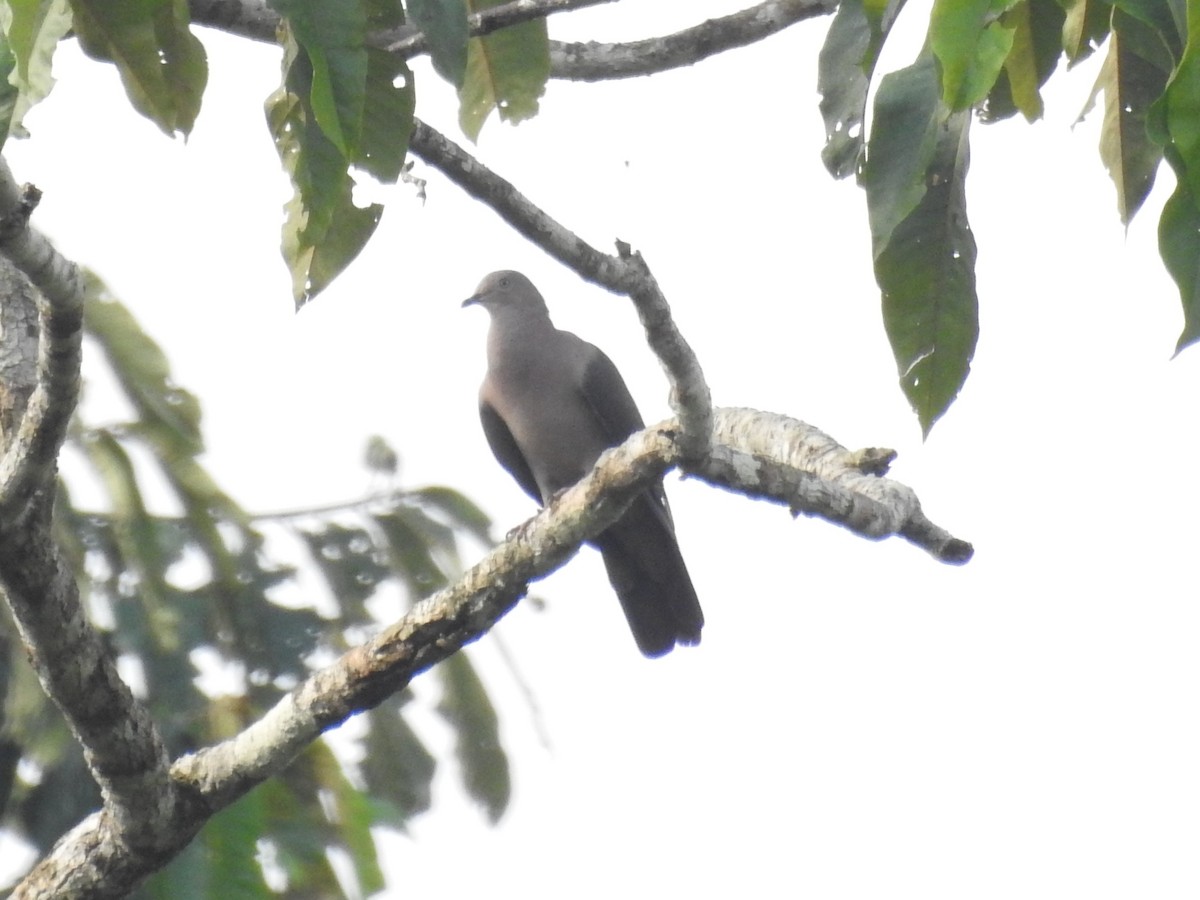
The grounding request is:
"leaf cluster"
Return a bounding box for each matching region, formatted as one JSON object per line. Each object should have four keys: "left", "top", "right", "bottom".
{"left": 819, "top": 0, "right": 1200, "bottom": 433}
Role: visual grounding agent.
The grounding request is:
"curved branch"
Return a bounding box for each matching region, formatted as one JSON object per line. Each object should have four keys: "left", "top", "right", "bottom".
{"left": 187, "top": 0, "right": 834, "bottom": 83}
{"left": 550, "top": 0, "right": 838, "bottom": 80}
{"left": 0, "top": 162, "right": 84, "bottom": 524}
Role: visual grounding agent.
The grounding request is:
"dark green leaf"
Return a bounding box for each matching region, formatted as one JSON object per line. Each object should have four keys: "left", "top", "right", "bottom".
{"left": 84, "top": 275, "right": 204, "bottom": 456}
{"left": 863, "top": 53, "right": 942, "bottom": 251}
{"left": 268, "top": 0, "right": 368, "bottom": 157}
{"left": 817, "top": 0, "right": 904, "bottom": 178}
{"left": 1157, "top": 17, "right": 1200, "bottom": 353}
{"left": 1159, "top": 159, "right": 1200, "bottom": 353}
{"left": 141, "top": 790, "right": 271, "bottom": 900}
{"left": 373, "top": 508, "right": 452, "bottom": 598}
{"left": 300, "top": 523, "right": 391, "bottom": 614}
{"left": 458, "top": 0, "right": 549, "bottom": 140}
{"left": 267, "top": 38, "right": 384, "bottom": 306}
{"left": 69, "top": 0, "right": 206, "bottom": 136}
{"left": 361, "top": 696, "right": 436, "bottom": 824}
{"left": 412, "top": 485, "right": 494, "bottom": 545}
{"left": 1109, "top": 0, "right": 1184, "bottom": 61}
{"left": 865, "top": 52, "right": 978, "bottom": 434}
{"left": 437, "top": 652, "right": 510, "bottom": 823}
{"left": 358, "top": 47, "right": 414, "bottom": 184}
{"left": 408, "top": 0, "right": 468, "bottom": 86}
{"left": 930, "top": 0, "right": 1018, "bottom": 110}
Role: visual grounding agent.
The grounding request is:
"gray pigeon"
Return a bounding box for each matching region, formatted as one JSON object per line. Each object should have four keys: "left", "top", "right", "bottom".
{"left": 464, "top": 270, "right": 704, "bottom": 657}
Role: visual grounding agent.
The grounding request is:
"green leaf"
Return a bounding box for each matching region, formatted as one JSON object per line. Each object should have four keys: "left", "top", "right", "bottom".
{"left": 373, "top": 508, "right": 452, "bottom": 599}
{"left": 1110, "top": 0, "right": 1185, "bottom": 61}
{"left": 358, "top": 47, "right": 415, "bottom": 184}
{"left": 412, "top": 485, "right": 494, "bottom": 545}
{"left": 84, "top": 273, "right": 203, "bottom": 456}
{"left": 458, "top": 0, "right": 549, "bottom": 140}
{"left": 1156, "top": 2, "right": 1200, "bottom": 352}
{"left": 817, "top": 0, "right": 905, "bottom": 179}
{"left": 865, "top": 52, "right": 979, "bottom": 434}
{"left": 267, "top": 36, "right": 385, "bottom": 306}
{"left": 142, "top": 790, "right": 271, "bottom": 900}
{"left": 361, "top": 697, "right": 436, "bottom": 824}
{"left": 863, "top": 53, "right": 942, "bottom": 252}
{"left": 0, "top": 0, "right": 74, "bottom": 145}
{"left": 267, "top": 0, "right": 368, "bottom": 157}
{"left": 1159, "top": 155, "right": 1200, "bottom": 353}
{"left": 930, "top": 0, "right": 1019, "bottom": 109}
{"left": 69, "top": 0, "right": 206, "bottom": 137}
{"left": 408, "top": 0, "right": 468, "bottom": 86}
{"left": 300, "top": 523, "right": 391, "bottom": 615}
{"left": 982, "top": 0, "right": 1066, "bottom": 122}
{"left": 80, "top": 429, "right": 178, "bottom": 628}
{"left": 437, "top": 652, "right": 510, "bottom": 823}
{"left": 1095, "top": 25, "right": 1168, "bottom": 224}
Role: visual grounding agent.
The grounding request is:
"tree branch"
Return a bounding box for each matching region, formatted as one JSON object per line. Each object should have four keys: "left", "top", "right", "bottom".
{"left": 186, "top": 0, "right": 833, "bottom": 84}
{"left": 0, "top": 164, "right": 84, "bottom": 526}
{"left": 550, "top": 0, "right": 838, "bottom": 80}
{"left": 0, "top": 166, "right": 183, "bottom": 897}
{"left": 384, "top": 0, "right": 616, "bottom": 55}
{"left": 15, "top": 402, "right": 969, "bottom": 895}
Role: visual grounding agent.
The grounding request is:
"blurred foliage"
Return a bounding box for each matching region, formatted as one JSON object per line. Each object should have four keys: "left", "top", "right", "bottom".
{"left": 0, "top": 274, "right": 511, "bottom": 896}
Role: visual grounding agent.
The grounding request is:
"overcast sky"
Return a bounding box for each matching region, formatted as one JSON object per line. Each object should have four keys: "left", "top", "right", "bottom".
{"left": 8, "top": 2, "right": 1200, "bottom": 897}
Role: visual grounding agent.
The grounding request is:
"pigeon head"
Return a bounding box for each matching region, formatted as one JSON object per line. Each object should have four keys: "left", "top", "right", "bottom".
{"left": 463, "top": 270, "right": 549, "bottom": 316}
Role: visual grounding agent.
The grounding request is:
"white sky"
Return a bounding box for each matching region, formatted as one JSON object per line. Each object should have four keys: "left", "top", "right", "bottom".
{"left": 8, "top": 1, "right": 1200, "bottom": 897}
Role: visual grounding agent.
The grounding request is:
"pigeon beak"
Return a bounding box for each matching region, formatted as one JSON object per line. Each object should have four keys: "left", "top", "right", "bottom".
{"left": 461, "top": 293, "right": 482, "bottom": 308}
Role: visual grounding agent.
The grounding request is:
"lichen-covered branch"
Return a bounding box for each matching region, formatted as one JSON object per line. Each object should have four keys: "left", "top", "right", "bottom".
{"left": 0, "top": 164, "right": 83, "bottom": 524}
{"left": 0, "top": 165, "right": 180, "bottom": 897}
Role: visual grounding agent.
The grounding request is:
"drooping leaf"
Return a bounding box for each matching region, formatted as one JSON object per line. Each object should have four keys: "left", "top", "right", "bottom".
{"left": 358, "top": 46, "right": 415, "bottom": 184}
{"left": 1063, "top": 0, "right": 1112, "bottom": 65}
{"left": 1157, "top": 4, "right": 1200, "bottom": 353}
{"left": 84, "top": 274, "right": 203, "bottom": 456}
{"left": 69, "top": 0, "right": 206, "bottom": 136}
{"left": 1094, "top": 23, "right": 1168, "bottom": 224}
{"left": 437, "top": 652, "right": 510, "bottom": 823}
{"left": 408, "top": 0, "right": 468, "bottom": 86}
{"left": 930, "top": 0, "right": 1019, "bottom": 110}
{"left": 268, "top": 0, "right": 367, "bottom": 157}
{"left": 1159, "top": 157, "right": 1200, "bottom": 353}
{"left": 267, "top": 35, "right": 386, "bottom": 306}
{"left": 1109, "top": 0, "right": 1185, "bottom": 61}
{"left": 300, "top": 523, "right": 391, "bottom": 615}
{"left": 817, "top": 0, "right": 906, "bottom": 178}
{"left": 412, "top": 485, "right": 494, "bottom": 546}
{"left": 141, "top": 788, "right": 272, "bottom": 900}
{"left": 311, "top": 739, "right": 386, "bottom": 896}
{"left": 458, "top": 0, "right": 549, "bottom": 140}
{"left": 982, "top": 0, "right": 1066, "bottom": 122}
{"left": 361, "top": 696, "right": 436, "bottom": 825}
{"left": 863, "top": 53, "right": 942, "bottom": 251}
{"left": 0, "top": 0, "right": 73, "bottom": 145}
{"left": 373, "top": 507, "right": 453, "bottom": 599}
{"left": 865, "top": 51, "right": 979, "bottom": 434}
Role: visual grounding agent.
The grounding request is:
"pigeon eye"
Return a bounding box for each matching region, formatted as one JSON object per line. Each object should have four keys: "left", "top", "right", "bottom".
{"left": 499, "top": 277, "right": 510, "bottom": 288}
